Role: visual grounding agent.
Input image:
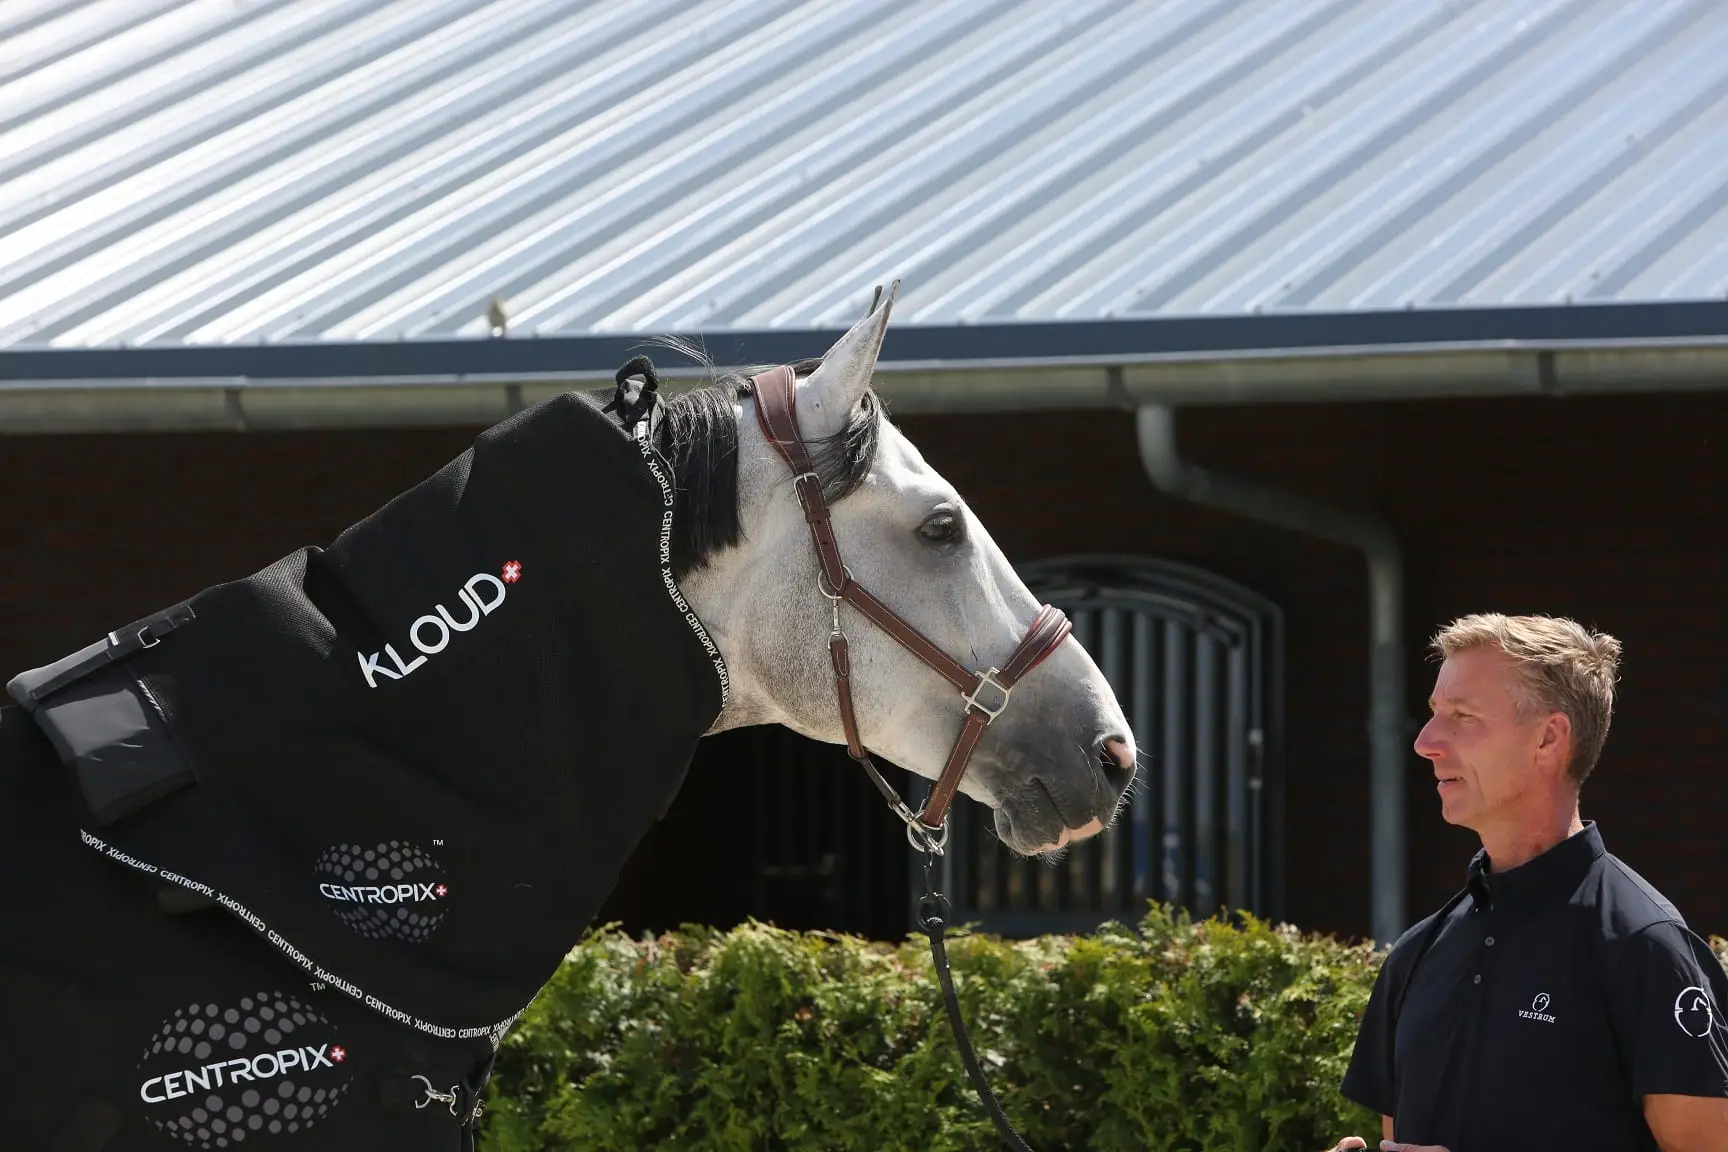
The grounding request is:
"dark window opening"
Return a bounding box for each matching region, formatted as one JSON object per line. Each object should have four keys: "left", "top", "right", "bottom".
{"left": 926, "top": 556, "right": 1286, "bottom": 938}
{"left": 596, "top": 726, "right": 915, "bottom": 942}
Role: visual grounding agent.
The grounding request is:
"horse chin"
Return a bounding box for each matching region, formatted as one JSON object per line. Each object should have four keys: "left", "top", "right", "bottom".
{"left": 991, "top": 801, "right": 1107, "bottom": 857}
{"left": 970, "top": 741, "right": 1124, "bottom": 856}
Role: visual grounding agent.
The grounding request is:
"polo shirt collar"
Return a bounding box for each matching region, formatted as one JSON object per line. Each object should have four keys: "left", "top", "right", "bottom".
{"left": 1467, "top": 820, "right": 1605, "bottom": 917}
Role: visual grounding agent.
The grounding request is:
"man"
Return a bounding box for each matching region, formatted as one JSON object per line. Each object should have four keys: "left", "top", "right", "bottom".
{"left": 1331, "top": 613, "right": 1728, "bottom": 1151}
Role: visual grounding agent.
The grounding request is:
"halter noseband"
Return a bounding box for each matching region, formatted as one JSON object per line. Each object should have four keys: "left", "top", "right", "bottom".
{"left": 749, "top": 363, "right": 1073, "bottom": 855}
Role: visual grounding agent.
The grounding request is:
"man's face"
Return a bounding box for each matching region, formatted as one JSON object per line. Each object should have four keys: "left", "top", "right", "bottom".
{"left": 1413, "top": 645, "right": 1560, "bottom": 832}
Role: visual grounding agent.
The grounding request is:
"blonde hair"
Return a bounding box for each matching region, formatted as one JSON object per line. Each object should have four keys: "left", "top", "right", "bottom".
{"left": 1430, "top": 613, "right": 1622, "bottom": 786}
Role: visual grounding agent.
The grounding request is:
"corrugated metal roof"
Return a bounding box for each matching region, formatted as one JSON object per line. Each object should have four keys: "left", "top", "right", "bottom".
{"left": 3, "top": 0, "right": 1727, "bottom": 351}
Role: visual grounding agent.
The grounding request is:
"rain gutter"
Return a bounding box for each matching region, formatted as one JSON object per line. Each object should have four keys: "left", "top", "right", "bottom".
{"left": 3, "top": 335, "right": 1728, "bottom": 434}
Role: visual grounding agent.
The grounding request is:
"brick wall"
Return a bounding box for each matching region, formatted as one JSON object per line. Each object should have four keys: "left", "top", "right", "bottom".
{"left": 2, "top": 389, "right": 1722, "bottom": 943}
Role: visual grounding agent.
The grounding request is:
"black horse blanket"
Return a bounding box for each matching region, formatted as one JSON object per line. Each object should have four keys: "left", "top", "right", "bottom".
{"left": 2, "top": 389, "right": 730, "bottom": 1150}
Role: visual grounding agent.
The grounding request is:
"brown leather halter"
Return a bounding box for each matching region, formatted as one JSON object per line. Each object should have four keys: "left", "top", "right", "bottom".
{"left": 749, "top": 363, "right": 1074, "bottom": 855}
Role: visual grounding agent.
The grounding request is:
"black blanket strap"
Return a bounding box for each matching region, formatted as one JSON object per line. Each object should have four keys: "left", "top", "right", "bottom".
{"left": 7, "top": 603, "right": 195, "bottom": 709}
{"left": 916, "top": 856, "right": 1036, "bottom": 1152}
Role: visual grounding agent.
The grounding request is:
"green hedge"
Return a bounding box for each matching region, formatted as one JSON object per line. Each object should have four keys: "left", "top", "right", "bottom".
{"left": 477, "top": 907, "right": 1728, "bottom": 1152}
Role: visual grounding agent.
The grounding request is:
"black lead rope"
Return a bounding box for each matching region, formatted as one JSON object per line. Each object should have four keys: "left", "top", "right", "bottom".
{"left": 916, "top": 852, "right": 1036, "bottom": 1152}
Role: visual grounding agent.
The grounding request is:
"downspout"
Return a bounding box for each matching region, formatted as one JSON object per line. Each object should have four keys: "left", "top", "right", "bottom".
{"left": 1134, "top": 403, "right": 1408, "bottom": 947}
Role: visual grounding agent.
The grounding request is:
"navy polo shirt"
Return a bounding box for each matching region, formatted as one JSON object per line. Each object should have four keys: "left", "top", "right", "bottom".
{"left": 1342, "top": 822, "right": 1728, "bottom": 1150}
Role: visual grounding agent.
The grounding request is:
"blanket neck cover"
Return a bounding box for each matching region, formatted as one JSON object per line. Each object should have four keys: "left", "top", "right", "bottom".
{"left": 9, "top": 391, "right": 730, "bottom": 1045}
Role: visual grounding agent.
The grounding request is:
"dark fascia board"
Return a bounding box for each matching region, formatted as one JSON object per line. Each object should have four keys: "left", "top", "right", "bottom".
{"left": 4, "top": 298, "right": 1728, "bottom": 382}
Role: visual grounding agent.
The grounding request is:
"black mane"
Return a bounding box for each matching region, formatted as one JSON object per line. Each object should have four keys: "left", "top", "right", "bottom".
{"left": 625, "top": 342, "right": 884, "bottom": 581}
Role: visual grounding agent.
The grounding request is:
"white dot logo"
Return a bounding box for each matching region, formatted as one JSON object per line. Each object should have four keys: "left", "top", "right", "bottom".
{"left": 135, "top": 993, "right": 353, "bottom": 1146}
{"left": 1675, "top": 986, "right": 1717, "bottom": 1038}
{"left": 314, "top": 842, "right": 451, "bottom": 945}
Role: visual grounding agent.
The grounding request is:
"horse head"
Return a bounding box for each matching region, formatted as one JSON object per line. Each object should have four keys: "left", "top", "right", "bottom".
{"left": 666, "top": 283, "right": 1137, "bottom": 857}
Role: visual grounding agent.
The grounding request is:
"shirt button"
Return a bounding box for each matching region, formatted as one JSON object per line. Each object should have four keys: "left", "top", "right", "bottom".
{"left": 1486, "top": 936, "right": 1496, "bottom": 946}
{"left": 1474, "top": 974, "right": 1482, "bottom": 984}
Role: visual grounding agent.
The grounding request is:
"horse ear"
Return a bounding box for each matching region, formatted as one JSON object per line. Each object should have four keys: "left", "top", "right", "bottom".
{"left": 797, "top": 280, "right": 897, "bottom": 440}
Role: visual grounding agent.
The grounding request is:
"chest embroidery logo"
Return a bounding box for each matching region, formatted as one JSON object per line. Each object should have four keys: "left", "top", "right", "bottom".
{"left": 1518, "top": 992, "right": 1557, "bottom": 1024}
{"left": 1674, "top": 986, "right": 1717, "bottom": 1038}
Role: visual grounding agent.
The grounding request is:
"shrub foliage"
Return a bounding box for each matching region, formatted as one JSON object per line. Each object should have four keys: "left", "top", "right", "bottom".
{"left": 478, "top": 904, "right": 1414, "bottom": 1151}
{"left": 480, "top": 907, "right": 1728, "bottom": 1151}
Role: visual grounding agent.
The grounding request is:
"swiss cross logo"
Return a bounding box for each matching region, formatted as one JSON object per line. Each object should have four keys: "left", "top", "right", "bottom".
{"left": 501, "top": 560, "right": 522, "bottom": 584}
{"left": 330, "top": 1046, "right": 348, "bottom": 1063}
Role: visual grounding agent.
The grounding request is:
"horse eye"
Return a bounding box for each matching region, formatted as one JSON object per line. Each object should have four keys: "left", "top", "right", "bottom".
{"left": 918, "top": 512, "right": 962, "bottom": 544}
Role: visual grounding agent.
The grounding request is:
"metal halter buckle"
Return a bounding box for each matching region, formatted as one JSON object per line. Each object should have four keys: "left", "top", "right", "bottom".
{"left": 790, "top": 470, "right": 823, "bottom": 514}
{"left": 815, "top": 563, "right": 852, "bottom": 601}
{"left": 876, "top": 788, "right": 950, "bottom": 856}
{"left": 961, "top": 668, "right": 1012, "bottom": 721}
{"left": 906, "top": 815, "right": 951, "bottom": 855}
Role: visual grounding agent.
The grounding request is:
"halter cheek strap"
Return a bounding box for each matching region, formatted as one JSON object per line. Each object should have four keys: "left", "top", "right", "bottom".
{"left": 750, "top": 359, "right": 1057, "bottom": 1152}
{"left": 749, "top": 364, "right": 1072, "bottom": 850}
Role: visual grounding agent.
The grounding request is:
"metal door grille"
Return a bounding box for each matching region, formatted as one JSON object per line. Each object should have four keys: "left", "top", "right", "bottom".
{"left": 930, "top": 556, "right": 1284, "bottom": 937}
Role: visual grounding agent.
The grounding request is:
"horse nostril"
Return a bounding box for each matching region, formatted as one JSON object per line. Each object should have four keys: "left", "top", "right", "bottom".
{"left": 1096, "top": 735, "right": 1136, "bottom": 791}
